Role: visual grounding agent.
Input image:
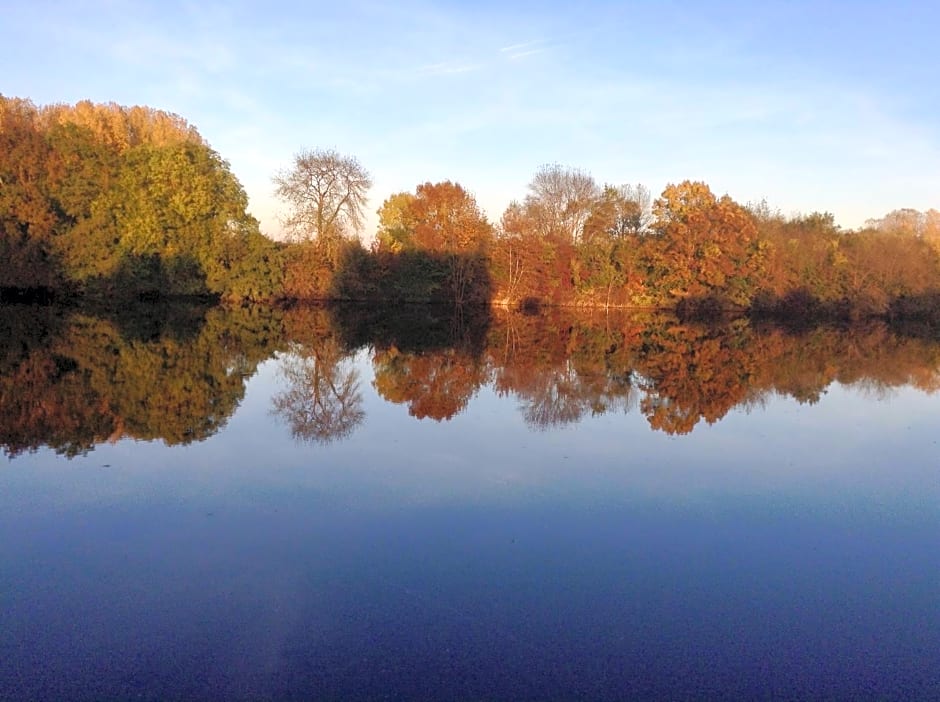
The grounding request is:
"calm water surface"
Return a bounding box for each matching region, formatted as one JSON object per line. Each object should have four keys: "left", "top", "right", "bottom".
{"left": 1, "top": 304, "right": 938, "bottom": 700}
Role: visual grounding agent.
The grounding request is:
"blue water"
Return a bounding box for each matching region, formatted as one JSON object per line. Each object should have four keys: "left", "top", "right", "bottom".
{"left": 2, "top": 345, "right": 939, "bottom": 700}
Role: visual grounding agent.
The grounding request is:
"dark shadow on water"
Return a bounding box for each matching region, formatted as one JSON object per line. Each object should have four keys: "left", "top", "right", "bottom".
{"left": 331, "top": 303, "right": 492, "bottom": 422}
{"left": 86, "top": 299, "right": 212, "bottom": 342}
{"left": 327, "top": 301, "right": 492, "bottom": 356}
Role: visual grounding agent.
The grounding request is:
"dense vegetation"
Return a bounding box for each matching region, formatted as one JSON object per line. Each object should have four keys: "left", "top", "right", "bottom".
{"left": 312, "top": 173, "right": 940, "bottom": 321}
{"left": 0, "top": 96, "right": 281, "bottom": 302}
{"left": 3, "top": 97, "right": 940, "bottom": 317}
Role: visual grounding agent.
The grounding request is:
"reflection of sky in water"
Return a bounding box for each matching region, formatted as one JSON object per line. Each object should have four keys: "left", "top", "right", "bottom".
{"left": 2, "top": 352, "right": 939, "bottom": 700}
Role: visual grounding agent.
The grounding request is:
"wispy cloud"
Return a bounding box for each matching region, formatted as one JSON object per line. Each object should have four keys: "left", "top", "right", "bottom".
{"left": 499, "top": 39, "right": 550, "bottom": 60}
{"left": 7, "top": 1, "right": 937, "bottom": 234}
{"left": 499, "top": 40, "right": 545, "bottom": 53}
{"left": 506, "top": 48, "right": 546, "bottom": 60}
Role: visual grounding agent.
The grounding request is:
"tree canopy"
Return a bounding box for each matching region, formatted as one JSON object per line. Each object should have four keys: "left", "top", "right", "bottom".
{"left": 4, "top": 95, "right": 939, "bottom": 319}
{"left": 0, "top": 96, "right": 281, "bottom": 302}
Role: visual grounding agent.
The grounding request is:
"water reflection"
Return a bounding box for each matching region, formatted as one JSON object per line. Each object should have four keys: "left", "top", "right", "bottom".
{"left": 0, "top": 304, "right": 283, "bottom": 457}
{"left": 271, "top": 343, "right": 364, "bottom": 443}
{"left": 2, "top": 302, "right": 940, "bottom": 456}
{"left": 4, "top": 304, "right": 938, "bottom": 702}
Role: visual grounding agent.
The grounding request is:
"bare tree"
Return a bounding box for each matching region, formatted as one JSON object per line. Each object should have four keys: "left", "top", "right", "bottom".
{"left": 524, "top": 164, "right": 601, "bottom": 242}
{"left": 866, "top": 208, "right": 932, "bottom": 238}
{"left": 615, "top": 183, "right": 653, "bottom": 236}
{"left": 273, "top": 148, "right": 372, "bottom": 255}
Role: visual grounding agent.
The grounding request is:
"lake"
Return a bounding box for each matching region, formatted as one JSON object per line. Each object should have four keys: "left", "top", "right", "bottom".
{"left": 1, "top": 303, "right": 939, "bottom": 700}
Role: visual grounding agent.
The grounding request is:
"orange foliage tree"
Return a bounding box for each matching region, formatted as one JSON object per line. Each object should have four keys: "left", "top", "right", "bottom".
{"left": 646, "top": 181, "right": 766, "bottom": 306}
{"left": 374, "top": 181, "right": 494, "bottom": 305}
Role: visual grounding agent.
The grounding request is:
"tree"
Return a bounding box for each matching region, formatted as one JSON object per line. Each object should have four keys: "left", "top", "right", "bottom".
{"left": 928, "top": 209, "right": 940, "bottom": 239}
{"left": 647, "top": 180, "right": 764, "bottom": 306}
{"left": 0, "top": 97, "right": 60, "bottom": 289}
{"left": 272, "top": 148, "right": 372, "bottom": 260}
{"left": 523, "top": 164, "right": 601, "bottom": 242}
{"left": 375, "top": 191, "right": 418, "bottom": 252}
{"left": 408, "top": 181, "right": 492, "bottom": 253}
{"left": 411, "top": 181, "right": 493, "bottom": 305}
{"left": 576, "top": 235, "right": 632, "bottom": 308}
{"left": 574, "top": 184, "right": 651, "bottom": 307}
{"left": 0, "top": 96, "right": 280, "bottom": 301}
{"left": 56, "top": 141, "right": 258, "bottom": 298}
{"left": 754, "top": 210, "right": 844, "bottom": 299}
{"left": 582, "top": 184, "right": 652, "bottom": 241}
{"left": 41, "top": 100, "right": 203, "bottom": 152}
{"left": 866, "top": 208, "right": 928, "bottom": 237}
{"left": 373, "top": 181, "right": 493, "bottom": 305}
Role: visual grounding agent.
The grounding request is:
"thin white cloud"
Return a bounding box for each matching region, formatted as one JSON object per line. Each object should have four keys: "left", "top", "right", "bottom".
{"left": 507, "top": 48, "right": 547, "bottom": 60}
{"left": 498, "top": 39, "right": 552, "bottom": 61}
{"left": 499, "top": 40, "right": 546, "bottom": 53}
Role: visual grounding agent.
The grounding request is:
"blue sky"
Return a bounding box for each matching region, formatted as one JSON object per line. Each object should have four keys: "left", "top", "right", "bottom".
{"left": 3, "top": 0, "right": 938, "bottom": 239}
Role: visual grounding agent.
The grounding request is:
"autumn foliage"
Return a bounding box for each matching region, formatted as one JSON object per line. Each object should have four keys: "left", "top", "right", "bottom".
{"left": 4, "top": 97, "right": 940, "bottom": 318}
{"left": 6, "top": 302, "right": 940, "bottom": 457}
{"left": 1, "top": 96, "right": 281, "bottom": 302}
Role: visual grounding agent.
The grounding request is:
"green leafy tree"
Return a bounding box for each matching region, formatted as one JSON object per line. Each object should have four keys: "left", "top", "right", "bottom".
{"left": 375, "top": 191, "right": 418, "bottom": 253}
{"left": 1, "top": 96, "right": 279, "bottom": 301}
{"left": 57, "top": 141, "right": 267, "bottom": 298}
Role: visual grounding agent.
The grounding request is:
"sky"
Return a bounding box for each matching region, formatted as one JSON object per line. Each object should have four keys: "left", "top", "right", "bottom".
{"left": 3, "top": 0, "right": 938, "bottom": 240}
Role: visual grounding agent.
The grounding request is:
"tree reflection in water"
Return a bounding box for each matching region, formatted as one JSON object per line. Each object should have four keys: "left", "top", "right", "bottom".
{"left": 271, "top": 341, "right": 364, "bottom": 443}
{"left": 3, "top": 302, "right": 940, "bottom": 457}
{"left": 0, "top": 304, "right": 281, "bottom": 457}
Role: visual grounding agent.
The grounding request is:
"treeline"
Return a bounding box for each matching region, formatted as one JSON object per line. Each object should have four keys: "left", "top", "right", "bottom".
{"left": 0, "top": 96, "right": 281, "bottom": 302}
{"left": 5, "top": 303, "right": 940, "bottom": 457}
{"left": 291, "top": 166, "right": 940, "bottom": 321}
{"left": 4, "top": 97, "right": 940, "bottom": 317}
